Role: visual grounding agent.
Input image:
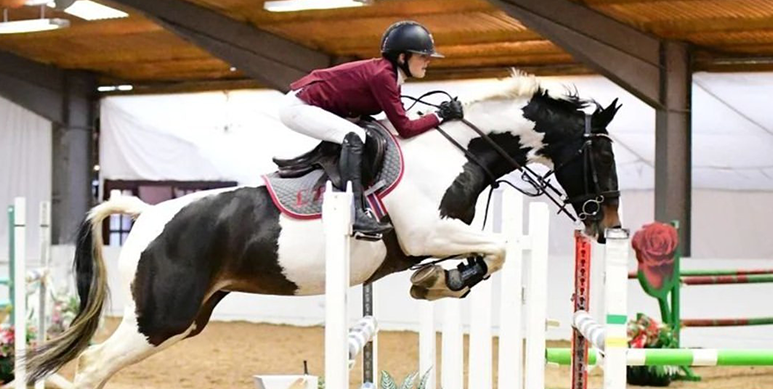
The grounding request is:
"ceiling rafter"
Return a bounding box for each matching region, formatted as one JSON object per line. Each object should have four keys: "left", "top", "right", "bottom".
{"left": 0, "top": 50, "right": 95, "bottom": 124}
{"left": 110, "top": 0, "right": 334, "bottom": 91}
{"left": 488, "top": 0, "right": 663, "bottom": 107}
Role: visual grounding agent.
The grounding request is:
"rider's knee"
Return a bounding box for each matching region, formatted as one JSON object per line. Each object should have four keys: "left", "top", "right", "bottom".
{"left": 278, "top": 104, "right": 297, "bottom": 126}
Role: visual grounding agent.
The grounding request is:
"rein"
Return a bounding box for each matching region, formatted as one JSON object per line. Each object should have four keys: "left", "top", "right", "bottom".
{"left": 401, "top": 89, "right": 619, "bottom": 270}
{"left": 403, "top": 90, "right": 622, "bottom": 223}
{"left": 402, "top": 90, "right": 578, "bottom": 223}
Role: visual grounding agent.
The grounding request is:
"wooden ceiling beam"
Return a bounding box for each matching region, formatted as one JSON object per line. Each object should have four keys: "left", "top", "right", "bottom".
{"left": 582, "top": 0, "right": 702, "bottom": 5}
{"left": 98, "top": 58, "right": 237, "bottom": 80}
{"left": 708, "top": 44, "right": 773, "bottom": 54}
{"left": 424, "top": 63, "right": 592, "bottom": 81}
{"left": 433, "top": 40, "right": 562, "bottom": 57}
{"left": 488, "top": 0, "right": 663, "bottom": 107}
{"left": 54, "top": 47, "right": 213, "bottom": 68}
{"left": 647, "top": 17, "right": 773, "bottom": 36}
{"left": 0, "top": 50, "right": 95, "bottom": 124}
{"left": 325, "top": 29, "right": 542, "bottom": 54}
{"left": 432, "top": 53, "right": 575, "bottom": 68}
{"left": 110, "top": 0, "right": 335, "bottom": 91}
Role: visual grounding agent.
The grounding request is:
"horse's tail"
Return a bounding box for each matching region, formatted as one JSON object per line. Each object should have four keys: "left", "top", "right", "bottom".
{"left": 26, "top": 195, "right": 150, "bottom": 383}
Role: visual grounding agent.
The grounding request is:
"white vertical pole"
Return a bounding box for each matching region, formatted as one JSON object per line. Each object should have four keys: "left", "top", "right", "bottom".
{"left": 362, "top": 282, "right": 377, "bottom": 384}
{"left": 13, "top": 197, "right": 26, "bottom": 389}
{"left": 324, "top": 182, "right": 353, "bottom": 389}
{"left": 35, "top": 201, "right": 50, "bottom": 389}
{"left": 419, "top": 301, "right": 435, "bottom": 389}
{"left": 603, "top": 229, "right": 630, "bottom": 389}
{"left": 524, "top": 203, "right": 549, "bottom": 389}
{"left": 468, "top": 191, "right": 494, "bottom": 389}
{"left": 590, "top": 240, "right": 605, "bottom": 323}
{"left": 498, "top": 190, "right": 523, "bottom": 389}
{"left": 371, "top": 282, "right": 379, "bottom": 384}
{"left": 441, "top": 299, "right": 463, "bottom": 389}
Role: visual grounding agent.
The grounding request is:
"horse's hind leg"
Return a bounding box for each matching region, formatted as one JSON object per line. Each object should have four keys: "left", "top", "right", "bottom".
{"left": 71, "top": 290, "right": 229, "bottom": 389}
{"left": 71, "top": 311, "right": 165, "bottom": 389}
{"left": 186, "top": 291, "right": 229, "bottom": 338}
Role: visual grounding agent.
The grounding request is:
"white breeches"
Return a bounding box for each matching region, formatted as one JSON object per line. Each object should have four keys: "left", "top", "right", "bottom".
{"left": 279, "top": 90, "right": 366, "bottom": 144}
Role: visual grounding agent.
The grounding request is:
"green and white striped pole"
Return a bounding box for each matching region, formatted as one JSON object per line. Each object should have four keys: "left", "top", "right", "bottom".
{"left": 547, "top": 348, "right": 773, "bottom": 366}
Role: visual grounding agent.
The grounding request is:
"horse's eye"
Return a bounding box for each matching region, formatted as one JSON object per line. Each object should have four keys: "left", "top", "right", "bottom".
{"left": 599, "top": 153, "right": 614, "bottom": 166}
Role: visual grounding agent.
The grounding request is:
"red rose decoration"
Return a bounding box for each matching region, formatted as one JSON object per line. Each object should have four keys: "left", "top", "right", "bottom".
{"left": 632, "top": 222, "right": 678, "bottom": 290}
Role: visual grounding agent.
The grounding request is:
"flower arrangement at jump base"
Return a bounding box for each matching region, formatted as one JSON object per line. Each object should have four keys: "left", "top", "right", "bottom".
{"left": 379, "top": 369, "right": 431, "bottom": 389}
{"left": 0, "top": 292, "right": 79, "bottom": 384}
{"left": 626, "top": 313, "right": 680, "bottom": 386}
{"left": 0, "top": 324, "right": 37, "bottom": 383}
{"left": 316, "top": 369, "right": 431, "bottom": 389}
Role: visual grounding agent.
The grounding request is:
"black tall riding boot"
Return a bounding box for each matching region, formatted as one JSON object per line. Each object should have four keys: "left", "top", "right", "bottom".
{"left": 340, "top": 132, "right": 393, "bottom": 240}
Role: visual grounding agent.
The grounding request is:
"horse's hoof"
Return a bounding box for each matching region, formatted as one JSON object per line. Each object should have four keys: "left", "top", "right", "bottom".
{"left": 410, "top": 285, "right": 470, "bottom": 301}
{"left": 410, "top": 265, "right": 446, "bottom": 290}
{"left": 410, "top": 285, "right": 429, "bottom": 300}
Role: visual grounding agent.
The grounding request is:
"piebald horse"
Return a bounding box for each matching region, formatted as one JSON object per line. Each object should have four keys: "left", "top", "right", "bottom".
{"left": 27, "top": 72, "right": 622, "bottom": 388}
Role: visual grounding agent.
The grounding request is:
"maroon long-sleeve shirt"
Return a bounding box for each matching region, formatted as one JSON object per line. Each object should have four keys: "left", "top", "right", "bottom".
{"left": 289, "top": 57, "right": 439, "bottom": 139}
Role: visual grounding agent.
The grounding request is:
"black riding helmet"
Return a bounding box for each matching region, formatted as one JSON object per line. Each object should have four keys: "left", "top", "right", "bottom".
{"left": 381, "top": 21, "right": 443, "bottom": 77}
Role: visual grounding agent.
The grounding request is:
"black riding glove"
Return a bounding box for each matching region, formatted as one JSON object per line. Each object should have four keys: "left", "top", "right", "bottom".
{"left": 438, "top": 98, "right": 464, "bottom": 122}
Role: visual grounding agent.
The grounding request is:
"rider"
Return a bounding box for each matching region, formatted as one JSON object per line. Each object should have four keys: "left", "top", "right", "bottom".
{"left": 279, "top": 20, "right": 465, "bottom": 239}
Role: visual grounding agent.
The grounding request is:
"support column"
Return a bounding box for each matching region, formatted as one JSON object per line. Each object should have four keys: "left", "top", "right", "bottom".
{"left": 0, "top": 51, "right": 96, "bottom": 245}
{"left": 655, "top": 41, "right": 692, "bottom": 255}
{"left": 51, "top": 72, "right": 97, "bottom": 244}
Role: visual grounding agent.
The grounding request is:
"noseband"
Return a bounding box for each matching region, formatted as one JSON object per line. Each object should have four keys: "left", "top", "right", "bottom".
{"left": 403, "top": 91, "right": 618, "bottom": 223}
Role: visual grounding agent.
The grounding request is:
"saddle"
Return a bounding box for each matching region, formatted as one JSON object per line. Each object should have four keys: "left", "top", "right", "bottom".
{"left": 263, "top": 121, "right": 403, "bottom": 219}
{"left": 272, "top": 121, "right": 389, "bottom": 190}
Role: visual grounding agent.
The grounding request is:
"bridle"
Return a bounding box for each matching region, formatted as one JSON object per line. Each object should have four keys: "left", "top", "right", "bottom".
{"left": 402, "top": 90, "right": 619, "bottom": 224}
{"left": 543, "top": 114, "right": 620, "bottom": 222}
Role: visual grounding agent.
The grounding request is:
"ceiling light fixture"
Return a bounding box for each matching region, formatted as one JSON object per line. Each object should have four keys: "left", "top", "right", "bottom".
{"left": 263, "top": 0, "right": 369, "bottom": 13}
{"left": 0, "top": 17, "right": 68, "bottom": 33}
{"left": 97, "top": 84, "right": 133, "bottom": 92}
{"left": 59, "top": 0, "right": 127, "bottom": 21}
{"left": 21, "top": 0, "right": 74, "bottom": 9}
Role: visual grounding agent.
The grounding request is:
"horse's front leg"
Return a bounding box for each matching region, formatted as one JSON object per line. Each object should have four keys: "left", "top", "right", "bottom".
{"left": 402, "top": 218, "right": 506, "bottom": 300}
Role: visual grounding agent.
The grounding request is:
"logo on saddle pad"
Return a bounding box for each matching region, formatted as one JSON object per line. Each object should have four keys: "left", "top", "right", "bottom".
{"left": 263, "top": 122, "right": 404, "bottom": 220}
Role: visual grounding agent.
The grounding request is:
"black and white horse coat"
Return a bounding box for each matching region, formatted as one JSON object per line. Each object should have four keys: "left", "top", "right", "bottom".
{"left": 27, "top": 73, "right": 622, "bottom": 388}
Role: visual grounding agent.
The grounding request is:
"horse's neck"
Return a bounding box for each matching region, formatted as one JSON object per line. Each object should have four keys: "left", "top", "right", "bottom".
{"left": 382, "top": 99, "right": 542, "bottom": 221}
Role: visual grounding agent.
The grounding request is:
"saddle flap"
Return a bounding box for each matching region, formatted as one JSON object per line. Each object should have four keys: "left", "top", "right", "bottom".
{"left": 264, "top": 122, "right": 403, "bottom": 219}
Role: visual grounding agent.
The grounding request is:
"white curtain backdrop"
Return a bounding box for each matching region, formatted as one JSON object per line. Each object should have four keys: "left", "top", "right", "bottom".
{"left": 0, "top": 95, "right": 51, "bottom": 265}
{"left": 100, "top": 90, "right": 318, "bottom": 185}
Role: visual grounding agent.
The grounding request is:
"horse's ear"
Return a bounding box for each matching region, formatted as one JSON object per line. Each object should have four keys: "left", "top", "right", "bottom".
{"left": 594, "top": 98, "right": 621, "bottom": 129}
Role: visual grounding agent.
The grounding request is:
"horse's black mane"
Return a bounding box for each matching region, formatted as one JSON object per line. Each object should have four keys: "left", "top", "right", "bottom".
{"left": 531, "top": 87, "right": 600, "bottom": 116}
{"left": 521, "top": 86, "right": 611, "bottom": 143}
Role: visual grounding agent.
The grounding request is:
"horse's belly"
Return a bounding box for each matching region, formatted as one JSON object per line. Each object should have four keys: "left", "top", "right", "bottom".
{"left": 276, "top": 215, "right": 387, "bottom": 295}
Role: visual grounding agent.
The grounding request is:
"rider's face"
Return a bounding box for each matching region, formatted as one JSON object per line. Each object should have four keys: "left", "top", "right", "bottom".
{"left": 405, "top": 54, "right": 431, "bottom": 78}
